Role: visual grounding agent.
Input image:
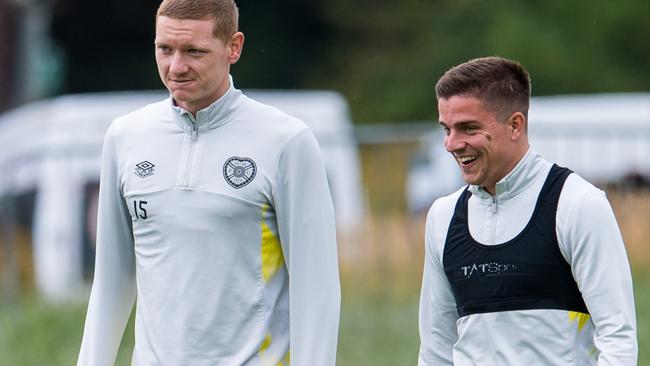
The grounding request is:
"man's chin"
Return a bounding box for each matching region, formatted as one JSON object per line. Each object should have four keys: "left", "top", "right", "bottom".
{"left": 461, "top": 174, "right": 480, "bottom": 186}
{"left": 170, "top": 91, "right": 195, "bottom": 103}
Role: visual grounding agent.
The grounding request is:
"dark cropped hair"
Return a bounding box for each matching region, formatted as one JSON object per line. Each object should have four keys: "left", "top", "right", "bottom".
{"left": 156, "top": 0, "right": 239, "bottom": 42}
{"left": 435, "top": 56, "right": 531, "bottom": 120}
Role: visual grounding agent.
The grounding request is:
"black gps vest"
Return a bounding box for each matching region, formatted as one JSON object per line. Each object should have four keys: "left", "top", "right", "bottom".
{"left": 443, "top": 164, "right": 588, "bottom": 317}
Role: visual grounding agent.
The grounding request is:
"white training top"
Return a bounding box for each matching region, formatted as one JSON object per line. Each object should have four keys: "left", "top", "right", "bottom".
{"left": 418, "top": 147, "right": 637, "bottom": 365}
{"left": 77, "top": 79, "right": 341, "bottom": 366}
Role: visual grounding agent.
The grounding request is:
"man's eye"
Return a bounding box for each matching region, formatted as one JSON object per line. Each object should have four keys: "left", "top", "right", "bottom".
{"left": 188, "top": 49, "right": 202, "bottom": 55}
{"left": 442, "top": 127, "right": 450, "bottom": 136}
{"left": 158, "top": 46, "right": 171, "bottom": 53}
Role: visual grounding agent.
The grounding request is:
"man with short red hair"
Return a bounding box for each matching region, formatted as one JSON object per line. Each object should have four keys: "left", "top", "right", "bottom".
{"left": 78, "top": 1, "right": 340, "bottom": 365}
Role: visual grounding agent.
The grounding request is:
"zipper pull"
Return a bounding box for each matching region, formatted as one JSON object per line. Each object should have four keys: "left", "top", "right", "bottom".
{"left": 183, "top": 114, "right": 198, "bottom": 139}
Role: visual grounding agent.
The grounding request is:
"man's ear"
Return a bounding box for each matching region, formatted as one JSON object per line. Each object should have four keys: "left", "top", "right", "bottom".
{"left": 227, "top": 32, "right": 245, "bottom": 64}
{"left": 509, "top": 112, "right": 526, "bottom": 141}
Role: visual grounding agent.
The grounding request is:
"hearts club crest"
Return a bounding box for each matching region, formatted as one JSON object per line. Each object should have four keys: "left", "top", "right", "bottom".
{"left": 223, "top": 156, "right": 257, "bottom": 188}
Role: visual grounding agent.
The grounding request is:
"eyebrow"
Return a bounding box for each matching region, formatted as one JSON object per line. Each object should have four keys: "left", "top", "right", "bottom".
{"left": 439, "top": 120, "right": 479, "bottom": 128}
{"left": 153, "top": 42, "right": 209, "bottom": 51}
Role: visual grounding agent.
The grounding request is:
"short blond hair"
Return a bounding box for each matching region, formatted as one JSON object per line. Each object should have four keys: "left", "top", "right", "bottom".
{"left": 156, "top": 0, "right": 239, "bottom": 41}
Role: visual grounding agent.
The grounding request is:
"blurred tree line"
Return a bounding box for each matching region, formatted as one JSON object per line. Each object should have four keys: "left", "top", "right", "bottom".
{"left": 49, "top": 0, "right": 649, "bottom": 123}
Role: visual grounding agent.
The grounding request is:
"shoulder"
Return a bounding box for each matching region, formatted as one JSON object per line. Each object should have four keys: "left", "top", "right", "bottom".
{"left": 427, "top": 186, "right": 465, "bottom": 225}
{"left": 557, "top": 171, "right": 611, "bottom": 229}
{"left": 110, "top": 98, "right": 171, "bottom": 136}
{"left": 560, "top": 172, "right": 607, "bottom": 206}
{"left": 555, "top": 170, "right": 623, "bottom": 264}
{"left": 238, "top": 95, "right": 310, "bottom": 141}
{"left": 425, "top": 187, "right": 466, "bottom": 248}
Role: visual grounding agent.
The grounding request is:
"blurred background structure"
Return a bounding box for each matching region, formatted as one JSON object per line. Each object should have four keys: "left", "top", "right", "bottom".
{"left": 0, "top": 0, "right": 649, "bottom": 364}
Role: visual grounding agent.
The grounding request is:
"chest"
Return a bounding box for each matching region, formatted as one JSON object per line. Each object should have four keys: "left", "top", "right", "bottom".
{"left": 118, "top": 129, "right": 276, "bottom": 207}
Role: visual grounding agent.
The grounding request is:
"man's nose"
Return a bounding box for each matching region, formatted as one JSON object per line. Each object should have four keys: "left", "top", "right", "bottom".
{"left": 169, "top": 52, "right": 188, "bottom": 74}
{"left": 445, "top": 130, "right": 464, "bottom": 153}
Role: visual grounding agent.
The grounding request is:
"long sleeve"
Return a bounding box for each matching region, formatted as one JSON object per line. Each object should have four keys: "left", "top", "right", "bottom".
{"left": 77, "top": 124, "right": 137, "bottom": 366}
{"left": 272, "top": 129, "right": 341, "bottom": 366}
{"left": 418, "top": 200, "right": 459, "bottom": 366}
{"left": 558, "top": 178, "right": 638, "bottom": 365}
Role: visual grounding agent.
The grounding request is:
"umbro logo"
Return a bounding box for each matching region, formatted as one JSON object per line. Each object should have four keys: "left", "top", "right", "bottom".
{"left": 134, "top": 160, "right": 155, "bottom": 178}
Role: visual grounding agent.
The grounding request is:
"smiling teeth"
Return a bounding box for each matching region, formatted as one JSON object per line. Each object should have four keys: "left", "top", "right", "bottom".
{"left": 459, "top": 156, "right": 478, "bottom": 164}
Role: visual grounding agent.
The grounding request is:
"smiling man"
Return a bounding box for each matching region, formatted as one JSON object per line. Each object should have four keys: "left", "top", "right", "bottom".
{"left": 418, "top": 57, "right": 637, "bottom": 365}
{"left": 77, "top": 1, "right": 340, "bottom": 365}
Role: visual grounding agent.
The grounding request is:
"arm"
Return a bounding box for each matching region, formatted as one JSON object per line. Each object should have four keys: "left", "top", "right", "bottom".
{"left": 418, "top": 202, "right": 459, "bottom": 366}
{"left": 273, "top": 129, "right": 341, "bottom": 366}
{"left": 558, "top": 181, "right": 637, "bottom": 365}
{"left": 77, "top": 124, "right": 137, "bottom": 366}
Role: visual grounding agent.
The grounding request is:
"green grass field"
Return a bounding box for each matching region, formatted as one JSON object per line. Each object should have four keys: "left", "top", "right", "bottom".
{"left": 0, "top": 270, "right": 648, "bottom": 365}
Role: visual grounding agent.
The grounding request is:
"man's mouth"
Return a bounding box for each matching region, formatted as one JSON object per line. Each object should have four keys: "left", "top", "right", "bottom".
{"left": 458, "top": 155, "right": 478, "bottom": 165}
{"left": 170, "top": 79, "right": 193, "bottom": 84}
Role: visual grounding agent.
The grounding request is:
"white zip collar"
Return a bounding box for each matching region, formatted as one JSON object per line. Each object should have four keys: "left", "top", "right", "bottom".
{"left": 169, "top": 75, "right": 244, "bottom": 133}
{"left": 468, "top": 146, "right": 546, "bottom": 202}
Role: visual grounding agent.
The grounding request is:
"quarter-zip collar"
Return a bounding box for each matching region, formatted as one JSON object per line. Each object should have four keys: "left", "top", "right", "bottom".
{"left": 468, "top": 146, "right": 544, "bottom": 202}
{"left": 169, "top": 75, "right": 244, "bottom": 133}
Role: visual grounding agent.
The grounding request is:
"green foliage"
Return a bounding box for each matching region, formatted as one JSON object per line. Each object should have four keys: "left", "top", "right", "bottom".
{"left": 306, "top": 0, "right": 650, "bottom": 122}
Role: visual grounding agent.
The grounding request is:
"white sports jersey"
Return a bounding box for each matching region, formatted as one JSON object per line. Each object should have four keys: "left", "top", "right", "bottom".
{"left": 78, "top": 79, "right": 341, "bottom": 366}
{"left": 418, "top": 148, "right": 637, "bottom": 365}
